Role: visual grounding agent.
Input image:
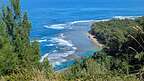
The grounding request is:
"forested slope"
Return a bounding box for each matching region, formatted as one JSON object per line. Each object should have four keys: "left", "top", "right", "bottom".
{"left": 0, "top": 0, "right": 144, "bottom": 81}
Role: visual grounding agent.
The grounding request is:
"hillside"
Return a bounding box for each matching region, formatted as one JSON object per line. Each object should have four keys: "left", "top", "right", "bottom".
{"left": 0, "top": 0, "right": 144, "bottom": 81}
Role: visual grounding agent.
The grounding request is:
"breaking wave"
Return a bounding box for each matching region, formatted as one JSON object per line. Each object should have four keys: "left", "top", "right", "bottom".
{"left": 44, "top": 24, "right": 66, "bottom": 30}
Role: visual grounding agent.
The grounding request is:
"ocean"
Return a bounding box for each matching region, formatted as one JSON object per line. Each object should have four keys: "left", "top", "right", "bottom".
{"left": 20, "top": 0, "right": 144, "bottom": 70}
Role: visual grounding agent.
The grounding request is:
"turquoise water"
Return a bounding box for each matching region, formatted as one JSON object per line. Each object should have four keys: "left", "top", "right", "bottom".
{"left": 54, "top": 49, "right": 98, "bottom": 71}
{"left": 18, "top": 0, "right": 144, "bottom": 70}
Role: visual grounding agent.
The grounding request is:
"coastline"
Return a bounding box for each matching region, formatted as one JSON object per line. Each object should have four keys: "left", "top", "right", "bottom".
{"left": 86, "top": 32, "right": 104, "bottom": 48}
{"left": 54, "top": 16, "right": 140, "bottom": 72}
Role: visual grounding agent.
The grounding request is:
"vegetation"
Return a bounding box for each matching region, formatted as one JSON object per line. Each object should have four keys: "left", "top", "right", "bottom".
{"left": 0, "top": 0, "right": 144, "bottom": 81}
{"left": 89, "top": 17, "right": 144, "bottom": 80}
{"left": 0, "top": 0, "right": 52, "bottom": 80}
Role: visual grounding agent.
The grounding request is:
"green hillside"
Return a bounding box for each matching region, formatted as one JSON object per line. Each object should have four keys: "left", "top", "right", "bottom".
{"left": 0, "top": 0, "right": 144, "bottom": 81}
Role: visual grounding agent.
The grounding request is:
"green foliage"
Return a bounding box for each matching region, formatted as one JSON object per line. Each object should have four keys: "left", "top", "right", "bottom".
{"left": 89, "top": 17, "right": 144, "bottom": 80}
{"left": 39, "top": 59, "right": 53, "bottom": 78}
{"left": 11, "top": 0, "right": 21, "bottom": 17}
{"left": 62, "top": 58, "right": 139, "bottom": 81}
{"left": 0, "top": 0, "right": 52, "bottom": 78}
{"left": 0, "top": 19, "right": 18, "bottom": 75}
{"left": 90, "top": 19, "right": 137, "bottom": 52}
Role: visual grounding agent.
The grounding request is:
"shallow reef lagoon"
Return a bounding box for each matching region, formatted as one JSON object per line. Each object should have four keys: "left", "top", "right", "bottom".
{"left": 20, "top": 0, "right": 144, "bottom": 70}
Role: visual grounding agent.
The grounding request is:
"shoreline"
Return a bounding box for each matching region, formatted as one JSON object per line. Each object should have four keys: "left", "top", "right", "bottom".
{"left": 86, "top": 32, "right": 104, "bottom": 48}
{"left": 55, "top": 32, "right": 104, "bottom": 72}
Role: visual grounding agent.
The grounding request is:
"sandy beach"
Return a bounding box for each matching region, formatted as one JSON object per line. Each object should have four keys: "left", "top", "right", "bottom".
{"left": 86, "top": 32, "right": 104, "bottom": 48}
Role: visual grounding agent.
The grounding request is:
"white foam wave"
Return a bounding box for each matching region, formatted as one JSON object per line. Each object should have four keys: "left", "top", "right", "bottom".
{"left": 31, "top": 39, "right": 47, "bottom": 43}
{"left": 93, "top": 19, "right": 111, "bottom": 22}
{"left": 68, "top": 16, "right": 141, "bottom": 25}
{"left": 54, "top": 62, "right": 61, "bottom": 66}
{"left": 40, "top": 53, "right": 49, "bottom": 62}
{"left": 88, "top": 16, "right": 141, "bottom": 24}
{"left": 50, "top": 37, "right": 73, "bottom": 47}
{"left": 51, "top": 59, "right": 68, "bottom": 67}
{"left": 72, "top": 47, "right": 77, "bottom": 50}
{"left": 67, "top": 19, "right": 112, "bottom": 27}
{"left": 40, "top": 50, "right": 75, "bottom": 67}
{"left": 113, "top": 16, "right": 141, "bottom": 20}
{"left": 59, "top": 33, "right": 65, "bottom": 38}
{"left": 40, "top": 51, "right": 75, "bottom": 62}
{"left": 52, "top": 50, "right": 57, "bottom": 53}
{"left": 48, "top": 51, "right": 75, "bottom": 60}
{"left": 44, "top": 16, "right": 141, "bottom": 31}
{"left": 44, "top": 24, "right": 65, "bottom": 30}
{"left": 49, "top": 51, "right": 75, "bottom": 66}
{"left": 45, "top": 44, "right": 55, "bottom": 47}
{"left": 70, "top": 20, "right": 95, "bottom": 25}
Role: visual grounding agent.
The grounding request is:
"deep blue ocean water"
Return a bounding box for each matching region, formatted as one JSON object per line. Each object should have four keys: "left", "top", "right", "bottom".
{"left": 5, "top": 0, "right": 144, "bottom": 70}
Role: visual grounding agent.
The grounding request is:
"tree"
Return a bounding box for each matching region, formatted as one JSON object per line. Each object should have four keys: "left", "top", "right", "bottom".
{"left": 0, "top": 0, "right": 41, "bottom": 75}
